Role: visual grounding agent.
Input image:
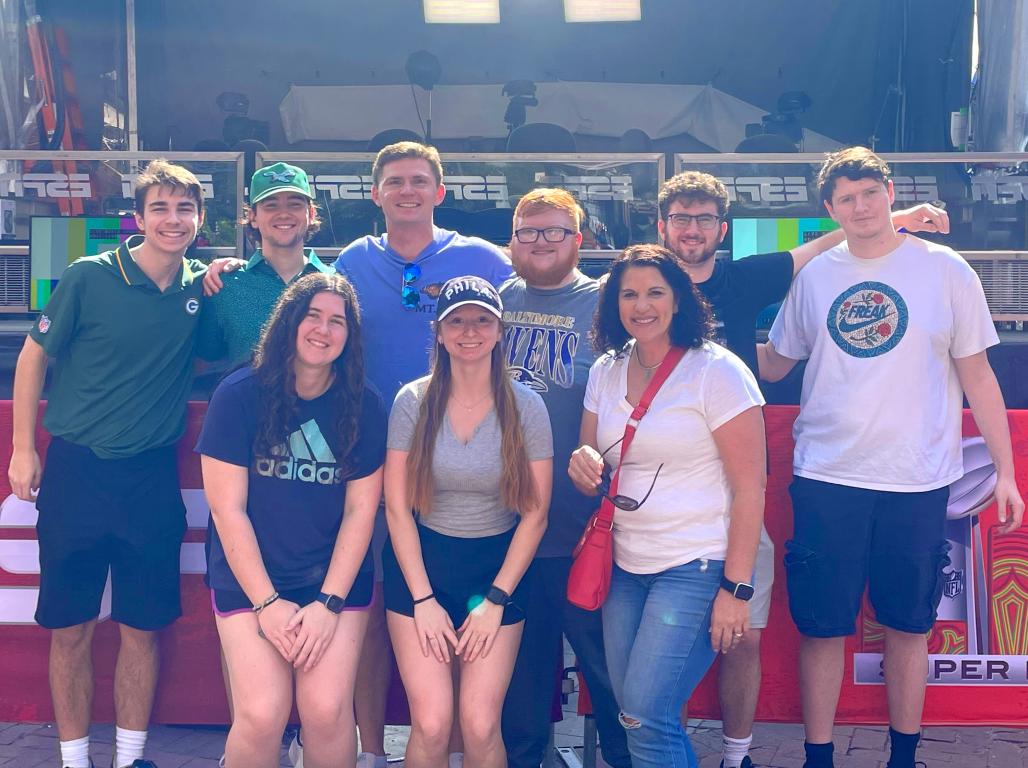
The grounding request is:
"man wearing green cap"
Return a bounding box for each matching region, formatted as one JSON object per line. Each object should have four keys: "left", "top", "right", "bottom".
{"left": 197, "top": 162, "right": 332, "bottom": 365}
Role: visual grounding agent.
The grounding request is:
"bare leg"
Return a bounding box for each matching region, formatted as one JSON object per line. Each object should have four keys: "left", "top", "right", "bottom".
{"left": 217, "top": 611, "right": 293, "bottom": 768}
{"left": 388, "top": 612, "right": 453, "bottom": 768}
{"left": 113, "top": 624, "right": 160, "bottom": 731}
{"left": 221, "top": 647, "right": 234, "bottom": 721}
{"left": 295, "top": 610, "right": 368, "bottom": 768}
{"left": 49, "top": 621, "right": 97, "bottom": 741}
{"left": 355, "top": 587, "right": 391, "bottom": 756}
{"left": 717, "top": 629, "right": 762, "bottom": 739}
{"left": 799, "top": 636, "right": 845, "bottom": 744}
{"left": 459, "top": 623, "right": 522, "bottom": 768}
{"left": 883, "top": 627, "right": 927, "bottom": 733}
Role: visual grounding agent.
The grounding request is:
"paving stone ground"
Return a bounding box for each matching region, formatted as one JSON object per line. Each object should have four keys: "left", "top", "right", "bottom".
{"left": 1, "top": 717, "right": 1025, "bottom": 767}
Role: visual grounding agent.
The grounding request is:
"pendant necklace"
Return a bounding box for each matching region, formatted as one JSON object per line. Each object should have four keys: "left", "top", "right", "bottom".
{"left": 634, "top": 345, "right": 661, "bottom": 381}
{"left": 452, "top": 392, "right": 492, "bottom": 411}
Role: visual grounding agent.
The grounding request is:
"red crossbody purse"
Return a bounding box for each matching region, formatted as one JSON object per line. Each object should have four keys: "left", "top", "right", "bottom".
{"left": 566, "top": 346, "right": 685, "bottom": 611}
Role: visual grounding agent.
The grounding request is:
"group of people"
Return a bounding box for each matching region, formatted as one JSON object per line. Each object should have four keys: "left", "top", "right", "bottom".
{"left": 8, "top": 140, "right": 1024, "bottom": 768}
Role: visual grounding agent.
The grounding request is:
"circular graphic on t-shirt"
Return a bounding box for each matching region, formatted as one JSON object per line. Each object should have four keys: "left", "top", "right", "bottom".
{"left": 826, "top": 281, "right": 908, "bottom": 358}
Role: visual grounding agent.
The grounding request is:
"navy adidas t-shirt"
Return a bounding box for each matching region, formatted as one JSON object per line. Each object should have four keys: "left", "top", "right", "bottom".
{"left": 197, "top": 367, "right": 387, "bottom": 593}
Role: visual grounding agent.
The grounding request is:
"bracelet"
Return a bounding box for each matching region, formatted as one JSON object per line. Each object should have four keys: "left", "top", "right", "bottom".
{"left": 412, "top": 593, "right": 435, "bottom": 606}
{"left": 253, "top": 591, "right": 280, "bottom": 613}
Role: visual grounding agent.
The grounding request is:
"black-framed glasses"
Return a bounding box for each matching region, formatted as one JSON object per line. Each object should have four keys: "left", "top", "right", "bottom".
{"left": 597, "top": 438, "right": 663, "bottom": 512}
{"left": 666, "top": 213, "right": 722, "bottom": 230}
{"left": 514, "top": 227, "right": 576, "bottom": 244}
{"left": 401, "top": 263, "right": 421, "bottom": 310}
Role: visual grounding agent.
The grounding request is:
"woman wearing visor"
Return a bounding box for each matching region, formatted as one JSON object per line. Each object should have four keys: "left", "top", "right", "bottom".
{"left": 568, "top": 244, "right": 766, "bottom": 768}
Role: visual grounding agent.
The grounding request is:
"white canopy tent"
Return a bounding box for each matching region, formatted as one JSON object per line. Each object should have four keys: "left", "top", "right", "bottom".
{"left": 279, "top": 81, "right": 842, "bottom": 152}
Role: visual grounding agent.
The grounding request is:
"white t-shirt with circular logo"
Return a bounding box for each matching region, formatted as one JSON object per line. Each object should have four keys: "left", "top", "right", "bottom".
{"left": 769, "top": 236, "right": 999, "bottom": 492}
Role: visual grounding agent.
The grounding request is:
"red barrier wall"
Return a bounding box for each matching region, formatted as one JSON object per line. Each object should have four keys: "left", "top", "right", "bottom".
{"left": 2, "top": 404, "right": 1027, "bottom": 725}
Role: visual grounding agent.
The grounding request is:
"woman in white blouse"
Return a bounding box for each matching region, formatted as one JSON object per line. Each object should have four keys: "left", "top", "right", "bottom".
{"left": 568, "top": 244, "right": 766, "bottom": 768}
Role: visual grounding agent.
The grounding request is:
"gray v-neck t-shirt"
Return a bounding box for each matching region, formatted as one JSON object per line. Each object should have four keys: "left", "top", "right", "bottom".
{"left": 388, "top": 376, "right": 553, "bottom": 538}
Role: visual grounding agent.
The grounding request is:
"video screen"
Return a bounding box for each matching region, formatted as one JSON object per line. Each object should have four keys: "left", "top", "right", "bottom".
{"left": 30, "top": 215, "right": 140, "bottom": 310}
{"left": 730, "top": 216, "right": 838, "bottom": 260}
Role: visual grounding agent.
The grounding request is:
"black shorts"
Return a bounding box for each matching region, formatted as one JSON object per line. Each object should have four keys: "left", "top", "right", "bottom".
{"left": 784, "top": 476, "right": 951, "bottom": 638}
{"left": 211, "top": 569, "right": 376, "bottom": 615}
{"left": 383, "top": 523, "right": 525, "bottom": 626}
{"left": 34, "top": 437, "right": 187, "bottom": 631}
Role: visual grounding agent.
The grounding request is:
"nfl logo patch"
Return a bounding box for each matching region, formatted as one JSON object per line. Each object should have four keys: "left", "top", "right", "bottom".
{"left": 943, "top": 568, "right": 964, "bottom": 599}
{"left": 38, "top": 314, "right": 51, "bottom": 334}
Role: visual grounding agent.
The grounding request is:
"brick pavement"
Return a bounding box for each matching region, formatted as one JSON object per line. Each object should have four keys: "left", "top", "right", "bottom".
{"left": 1, "top": 719, "right": 1025, "bottom": 767}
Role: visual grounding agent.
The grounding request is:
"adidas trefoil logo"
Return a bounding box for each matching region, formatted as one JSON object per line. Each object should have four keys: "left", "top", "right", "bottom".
{"left": 255, "top": 419, "right": 343, "bottom": 485}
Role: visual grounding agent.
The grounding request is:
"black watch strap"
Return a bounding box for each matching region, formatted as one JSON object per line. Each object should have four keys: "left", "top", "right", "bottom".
{"left": 720, "top": 576, "right": 755, "bottom": 602}
{"left": 485, "top": 585, "right": 512, "bottom": 607}
{"left": 317, "top": 592, "right": 346, "bottom": 614}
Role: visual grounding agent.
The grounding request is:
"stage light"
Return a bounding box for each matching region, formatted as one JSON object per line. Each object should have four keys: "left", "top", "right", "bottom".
{"left": 423, "top": 0, "right": 500, "bottom": 23}
{"left": 564, "top": 0, "right": 641, "bottom": 22}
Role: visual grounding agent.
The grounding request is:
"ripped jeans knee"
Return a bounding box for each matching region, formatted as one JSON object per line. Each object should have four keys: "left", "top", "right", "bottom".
{"left": 618, "top": 711, "right": 641, "bottom": 729}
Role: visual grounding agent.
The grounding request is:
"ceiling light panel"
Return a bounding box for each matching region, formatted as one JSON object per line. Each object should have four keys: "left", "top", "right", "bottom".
{"left": 423, "top": 0, "right": 501, "bottom": 23}
{"left": 564, "top": 0, "right": 641, "bottom": 22}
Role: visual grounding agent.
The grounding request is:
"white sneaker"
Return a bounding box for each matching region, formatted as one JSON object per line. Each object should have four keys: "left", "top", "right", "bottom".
{"left": 448, "top": 753, "right": 464, "bottom": 768}
{"left": 356, "top": 753, "right": 387, "bottom": 768}
{"left": 288, "top": 734, "right": 304, "bottom": 768}
{"left": 217, "top": 757, "right": 226, "bottom": 768}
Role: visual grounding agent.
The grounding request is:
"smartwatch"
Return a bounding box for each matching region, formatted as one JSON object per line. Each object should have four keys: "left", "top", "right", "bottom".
{"left": 317, "top": 592, "right": 346, "bottom": 614}
{"left": 485, "top": 585, "right": 512, "bottom": 607}
{"left": 720, "top": 576, "right": 755, "bottom": 602}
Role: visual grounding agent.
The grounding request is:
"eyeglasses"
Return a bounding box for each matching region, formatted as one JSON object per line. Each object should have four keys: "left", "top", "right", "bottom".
{"left": 513, "top": 227, "right": 576, "bottom": 244}
{"left": 597, "top": 438, "right": 663, "bottom": 512}
{"left": 666, "top": 213, "right": 722, "bottom": 230}
{"left": 401, "top": 263, "right": 421, "bottom": 310}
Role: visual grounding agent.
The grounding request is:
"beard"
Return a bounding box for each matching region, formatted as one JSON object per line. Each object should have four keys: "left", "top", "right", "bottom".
{"left": 666, "top": 236, "right": 718, "bottom": 267}
{"left": 513, "top": 251, "right": 579, "bottom": 287}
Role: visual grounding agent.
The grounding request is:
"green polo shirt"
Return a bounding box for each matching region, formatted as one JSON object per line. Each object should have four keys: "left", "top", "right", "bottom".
{"left": 196, "top": 248, "right": 332, "bottom": 365}
{"left": 29, "top": 235, "right": 206, "bottom": 459}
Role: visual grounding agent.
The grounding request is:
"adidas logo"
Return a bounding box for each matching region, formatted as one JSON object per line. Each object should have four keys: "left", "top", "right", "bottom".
{"left": 255, "top": 419, "right": 343, "bottom": 485}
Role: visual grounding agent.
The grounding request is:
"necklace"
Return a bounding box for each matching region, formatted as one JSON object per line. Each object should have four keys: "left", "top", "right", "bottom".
{"left": 634, "top": 345, "right": 662, "bottom": 381}
{"left": 451, "top": 392, "right": 492, "bottom": 411}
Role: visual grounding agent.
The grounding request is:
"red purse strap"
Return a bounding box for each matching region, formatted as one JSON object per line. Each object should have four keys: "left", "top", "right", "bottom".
{"left": 592, "top": 345, "right": 686, "bottom": 529}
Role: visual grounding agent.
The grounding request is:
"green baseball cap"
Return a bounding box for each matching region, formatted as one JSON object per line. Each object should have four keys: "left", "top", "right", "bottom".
{"left": 250, "top": 162, "right": 314, "bottom": 205}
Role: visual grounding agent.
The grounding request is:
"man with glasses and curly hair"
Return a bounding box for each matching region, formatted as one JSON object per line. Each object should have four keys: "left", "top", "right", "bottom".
{"left": 657, "top": 169, "right": 948, "bottom": 768}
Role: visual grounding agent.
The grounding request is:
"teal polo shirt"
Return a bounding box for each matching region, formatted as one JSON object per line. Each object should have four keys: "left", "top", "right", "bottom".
{"left": 29, "top": 235, "right": 207, "bottom": 459}
{"left": 196, "top": 248, "right": 332, "bottom": 365}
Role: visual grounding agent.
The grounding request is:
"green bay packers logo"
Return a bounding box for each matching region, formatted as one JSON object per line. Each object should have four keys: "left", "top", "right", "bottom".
{"left": 185, "top": 298, "right": 200, "bottom": 315}
{"left": 827, "top": 281, "right": 907, "bottom": 358}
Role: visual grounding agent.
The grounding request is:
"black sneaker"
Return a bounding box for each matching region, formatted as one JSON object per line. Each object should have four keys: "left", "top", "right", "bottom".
{"left": 112, "top": 761, "right": 158, "bottom": 768}
{"left": 720, "top": 758, "right": 755, "bottom": 768}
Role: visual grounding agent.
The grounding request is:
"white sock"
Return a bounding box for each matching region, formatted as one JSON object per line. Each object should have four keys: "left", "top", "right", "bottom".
{"left": 114, "top": 726, "right": 147, "bottom": 767}
{"left": 448, "top": 752, "right": 464, "bottom": 768}
{"left": 722, "top": 734, "right": 753, "bottom": 768}
{"left": 59, "top": 736, "right": 90, "bottom": 768}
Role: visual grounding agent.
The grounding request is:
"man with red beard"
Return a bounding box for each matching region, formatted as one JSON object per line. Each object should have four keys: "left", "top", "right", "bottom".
{"left": 657, "top": 170, "right": 948, "bottom": 768}
{"left": 500, "top": 188, "right": 631, "bottom": 768}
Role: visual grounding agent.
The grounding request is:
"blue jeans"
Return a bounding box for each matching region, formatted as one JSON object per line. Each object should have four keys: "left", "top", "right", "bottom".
{"left": 602, "top": 559, "right": 723, "bottom": 768}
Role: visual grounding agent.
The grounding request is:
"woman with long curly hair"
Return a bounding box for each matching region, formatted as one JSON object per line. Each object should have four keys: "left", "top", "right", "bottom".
{"left": 568, "top": 244, "right": 766, "bottom": 768}
{"left": 197, "top": 272, "right": 385, "bottom": 768}
{"left": 383, "top": 275, "right": 553, "bottom": 768}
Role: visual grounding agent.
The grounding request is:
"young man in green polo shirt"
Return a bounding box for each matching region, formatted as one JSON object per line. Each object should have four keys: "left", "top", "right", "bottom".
{"left": 197, "top": 162, "right": 331, "bottom": 366}
{"left": 8, "top": 159, "right": 207, "bottom": 768}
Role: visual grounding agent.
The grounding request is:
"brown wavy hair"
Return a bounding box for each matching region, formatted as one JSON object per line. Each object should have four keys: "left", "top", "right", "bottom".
{"left": 251, "top": 273, "right": 366, "bottom": 471}
{"left": 592, "top": 244, "right": 713, "bottom": 355}
{"left": 405, "top": 322, "right": 538, "bottom": 516}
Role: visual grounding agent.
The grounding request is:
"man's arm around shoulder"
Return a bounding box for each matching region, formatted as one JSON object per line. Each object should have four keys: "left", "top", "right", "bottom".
{"left": 9, "top": 337, "right": 48, "bottom": 500}
{"left": 954, "top": 351, "right": 1025, "bottom": 533}
{"left": 756, "top": 341, "right": 799, "bottom": 383}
